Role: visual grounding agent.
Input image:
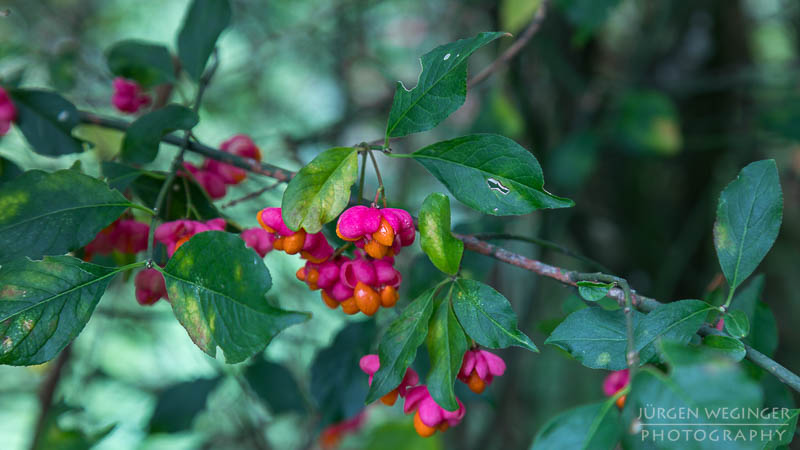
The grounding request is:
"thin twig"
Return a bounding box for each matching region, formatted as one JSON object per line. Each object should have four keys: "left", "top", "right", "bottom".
{"left": 467, "top": 0, "right": 549, "bottom": 89}
{"left": 222, "top": 180, "right": 282, "bottom": 209}
{"left": 471, "top": 232, "right": 610, "bottom": 272}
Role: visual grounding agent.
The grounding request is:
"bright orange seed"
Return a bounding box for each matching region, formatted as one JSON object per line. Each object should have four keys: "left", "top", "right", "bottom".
{"left": 372, "top": 217, "right": 395, "bottom": 246}
{"left": 380, "top": 389, "right": 399, "bottom": 406}
{"left": 354, "top": 282, "right": 380, "bottom": 316}
{"left": 380, "top": 285, "right": 398, "bottom": 308}
{"left": 364, "top": 240, "right": 388, "bottom": 259}
{"left": 283, "top": 229, "right": 306, "bottom": 254}
{"left": 341, "top": 298, "right": 359, "bottom": 315}
{"left": 413, "top": 411, "right": 436, "bottom": 438}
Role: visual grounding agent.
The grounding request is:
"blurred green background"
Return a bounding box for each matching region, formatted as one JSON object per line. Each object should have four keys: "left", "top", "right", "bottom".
{"left": 1, "top": 0, "right": 800, "bottom": 448}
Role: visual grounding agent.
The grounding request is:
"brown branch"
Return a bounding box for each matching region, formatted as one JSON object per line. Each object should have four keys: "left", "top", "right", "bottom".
{"left": 30, "top": 345, "right": 72, "bottom": 450}
{"left": 467, "top": 0, "right": 549, "bottom": 89}
{"left": 222, "top": 180, "right": 282, "bottom": 209}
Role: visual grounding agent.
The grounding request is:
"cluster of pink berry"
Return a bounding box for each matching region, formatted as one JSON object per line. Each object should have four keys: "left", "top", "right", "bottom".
{"left": 256, "top": 205, "right": 414, "bottom": 316}
{"left": 83, "top": 218, "right": 150, "bottom": 261}
{"left": 182, "top": 135, "right": 262, "bottom": 200}
{"left": 111, "top": 77, "right": 151, "bottom": 114}
{"left": 0, "top": 86, "right": 17, "bottom": 136}
{"left": 359, "top": 348, "right": 506, "bottom": 438}
{"left": 602, "top": 368, "right": 630, "bottom": 408}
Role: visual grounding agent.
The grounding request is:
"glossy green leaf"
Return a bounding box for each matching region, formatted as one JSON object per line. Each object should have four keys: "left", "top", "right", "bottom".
{"left": 634, "top": 300, "right": 715, "bottom": 364}
{"left": 366, "top": 289, "right": 435, "bottom": 404}
{"left": 177, "top": 0, "right": 231, "bottom": 80}
{"left": 713, "top": 160, "right": 782, "bottom": 291}
{"left": 313, "top": 320, "right": 376, "bottom": 425}
{"left": 419, "top": 193, "right": 463, "bottom": 275}
{"left": 702, "top": 335, "right": 746, "bottom": 362}
{"left": 546, "top": 307, "right": 642, "bottom": 370}
{"left": 106, "top": 40, "right": 175, "bottom": 87}
{"left": 149, "top": 377, "right": 221, "bottom": 433}
{"left": 531, "top": 400, "right": 621, "bottom": 450}
{"left": 0, "top": 169, "right": 133, "bottom": 264}
{"left": 411, "top": 134, "right": 573, "bottom": 215}
{"left": 281, "top": 147, "right": 358, "bottom": 233}
{"left": 452, "top": 278, "right": 537, "bottom": 351}
{"left": 0, "top": 256, "right": 118, "bottom": 365}
{"left": 0, "top": 156, "right": 22, "bottom": 186}
{"left": 9, "top": 88, "right": 83, "bottom": 156}
{"left": 426, "top": 295, "right": 468, "bottom": 411}
{"left": 577, "top": 281, "right": 614, "bottom": 302}
{"left": 386, "top": 32, "right": 507, "bottom": 138}
{"left": 245, "top": 357, "right": 306, "bottom": 414}
{"left": 724, "top": 310, "right": 750, "bottom": 339}
{"left": 121, "top": 104, "right": 198, "bottom": 164}
{"left": 162, "top": 231, "right": 308, "bottom": 363}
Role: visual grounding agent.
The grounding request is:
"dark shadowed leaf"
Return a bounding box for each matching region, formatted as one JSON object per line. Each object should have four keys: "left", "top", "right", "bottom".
{"left": 244, "top": 357, "right": 306, "bottom": 414}
{"left": 366, "top": 288, "right": 435, "bottom": 404}
{"left": 452, "top": 278, "right": 537, "bottom": 351}
{"left": 312, "top": 320, "right": 376, "bottom": 426}
{"left": 9, "top": 88, "right": 83, "bottom": 156}
{"left": 149, "top": 377, "right": 221, "bottom": 433}
{"left": 129, "top": 171, "right": 220, "bottom": 221}
{"left": 177, "top": 0, "right": 231, "bottom": 80}
{"left": 531, "top": 399, "right": 621, "bottom": 450}
{"left": 162, "top": 231, "right": 308, "bottom": 363}
{"left": 121, "top": 104, "right": 198, "bottom": 164}
{"left": 419, "top": 193, "right": 463, "bottom": 275}
{"left": 0, "top": 156, "right": 22, "bottom": 185}
{"left": 0, "top": 169, "right": 133, "bottom": 264}
{"left": 281, "top": 147, "right": 357, "bottom": 233}
{"left": 426, "top": 294, "right": 468, "bottom": 411}
{"left": 410, "top": 134, "right": 573, "bottom": 215}
{"left": 713, "top": 160, "right": 782, "bottom": 291}
{"left": 385, "top": 32, "right": 507, "bottom": 138}
{"left": 106, "top": 40, "right": 175, "bottom": 87}
{"left": 0, "top": 256, "right": 119, "bottom": 365}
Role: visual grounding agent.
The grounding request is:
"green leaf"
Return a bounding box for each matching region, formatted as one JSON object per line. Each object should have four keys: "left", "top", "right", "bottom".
{"left": 634, "top": 300, "right": 715, "bottom": 364}
{"left": 426, "top": 294, "right": 468, "bottom": 411}
{"left": 363, "top": 421, "right": 443, "bottom": 450}
{"left": 0, "top": 256, "right": 119, "bottom": 365}
{"left": 313, "top": 320, "right": 376, "bottom": 425}
{"left": 366, "top": 289, "right": 435, "bottom": 404}
{"left": 9, "top": 88, "right": 83, "bottom": 156}
{"left": 129, "top": 171, "right": 221, "bottom": 221}
{"left": 724, "top": 310, "right": 750, "bottom": 339}
{"left": 531, "top": 400, "right": 622, "bottom": 450}
{"left": 101, "top": 161, "right": 145, "bottom": 192}
{"left": 749, "top": 301, "right": 778, "bottom": 357}
{"left": 451, "top": 278, "right": 537, "bottom": 351}
{"left": 410, "top": 134, "right": 573, "bottom": 215}
{"left": 281, "top": 147, "right": 358, "bottom": 233}
{"left": 149, "top": 377, "right": 221, "bottom": 433}
{"left": 577, "top": 281, "right": 614, "bottom": 302}
{"left": 0, "top": 156, "right": 22, "bottom": 186}
{"left": 106, "top": 40, "right": 175, "bottom": 87}
{"left": 0, "top": 169, "right": 133, "bottom": 264}
{"left": 177, "top": 0, "right": 231, "bottom": 80}
{"left": 162, "top": 231, "right": 308, "bottom": 363}
{"left": 702, "top": 335, "right": 746, "bottom": 362}
{"left": 386, "top": 32, "right": 508, "bottom": 139}
{"left": 244, "top": 357, "right": 306, "bottom": 414}
{"left": 121, "top": 104, "right": 199, "bottom": 164}
{"left": 546, "top": 308, "right": 642, "bottom": 370}
{"left": 713, "top": 160, "right": 782, "bottom": 292}
{"left": 419, "top": 193, "right": 463, "bottom": 275}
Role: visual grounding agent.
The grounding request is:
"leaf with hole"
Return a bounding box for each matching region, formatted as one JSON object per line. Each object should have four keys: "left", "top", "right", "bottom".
{"left": 162, "top": 231, "right": 308, "bottom": 363}
{"left": 0, "top": 256, "right": 119, "bottom": 365}
{"left": 281, "top": 147, "right": 358, "bottom": 233}
{"left": 121, "top": 104, "right": 198, "bottom": 164}
{"left": 386, "top": 32, "right": 507, "bottom": 139}
{"left": 9, "top": 88, "right": 83, "bottom": 156}
{"left": 451, "top": 278, "right": 537, "bottom": 351}
{"left": 713, "top": 160, "right": 782, "bottom": 292}
{"left": 0, "top": 169, "right": 134, "bottom": 264}
{"left": 410, "top": 134, "right": 573, "bottom": 215}
{"left": 419, "top": 193, "right": 463, "bottom": 275}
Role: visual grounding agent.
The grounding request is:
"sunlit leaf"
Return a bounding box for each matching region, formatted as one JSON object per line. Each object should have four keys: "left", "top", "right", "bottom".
{"left": 419, "top": 193, "right": 463, "bottom": 275}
